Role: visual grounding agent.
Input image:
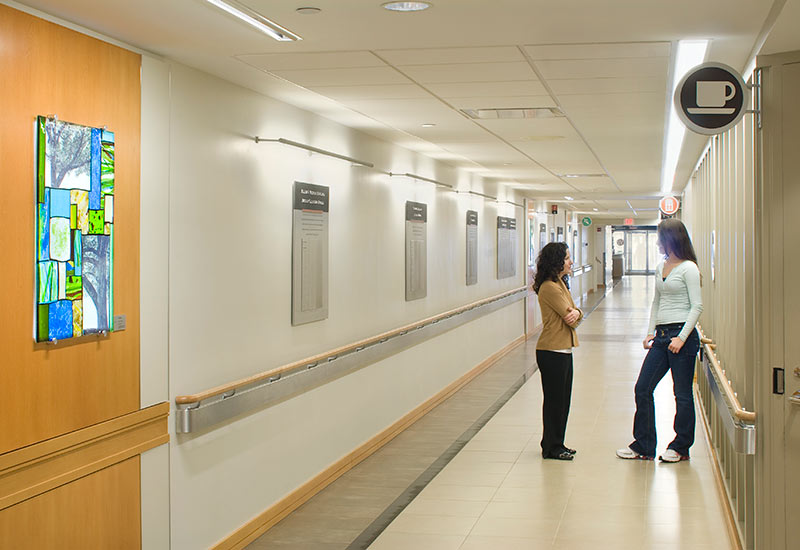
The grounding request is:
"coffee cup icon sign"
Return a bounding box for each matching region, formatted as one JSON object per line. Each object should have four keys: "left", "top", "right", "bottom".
{"left": 688, "top": 80, "right": 737, "bottom": 115}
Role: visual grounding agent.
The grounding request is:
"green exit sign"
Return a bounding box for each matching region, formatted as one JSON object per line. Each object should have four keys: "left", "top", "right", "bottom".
{"left": 581, "top": 216, "right": 592, "bottom": 226}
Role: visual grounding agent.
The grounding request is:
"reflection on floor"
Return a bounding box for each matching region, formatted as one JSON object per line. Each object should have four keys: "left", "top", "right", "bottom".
{"left": 247, "top": 277, "right": 733, "bottom": 550}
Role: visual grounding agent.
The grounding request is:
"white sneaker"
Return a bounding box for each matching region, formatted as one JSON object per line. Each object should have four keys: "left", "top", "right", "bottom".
{"left": 659, "top": 449, "right": 689, "bottom": 463}
{"left": 616, "top": 447, "right": 653, "bottom": 460}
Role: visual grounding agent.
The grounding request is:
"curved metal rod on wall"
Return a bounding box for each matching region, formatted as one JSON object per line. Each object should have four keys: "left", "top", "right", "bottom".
{"left": 175, "top": 287, "right": 527, "bottom": 433}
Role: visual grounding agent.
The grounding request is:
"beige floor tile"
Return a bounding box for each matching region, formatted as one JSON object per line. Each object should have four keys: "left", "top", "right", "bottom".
{"left": 383, "top": 513, "right": 478, "bottom": 536}
{"left": 469, "top": 515, "right": 560, "bottom": 541}
{"left": 402, "top": 497, "right": 489, "bottom": 517}
{"left": 459, "top": 535, "right": 555, "bottom": 550}
{"left": 367, "top": 532, "right": 465, "bottom": 550}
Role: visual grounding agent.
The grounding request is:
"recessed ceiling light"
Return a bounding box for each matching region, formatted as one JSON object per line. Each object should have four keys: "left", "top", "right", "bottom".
{"left": 382, "top": 1, "right": 431, "bottom": 12}
{"left": 564, "top": 196, "right": 574, "bottom": 201}
{"left": 421, "top": 123, "right": 436, "bottom": 128}
{"left": 502, "top": 163, "right": 511, "bottom": 166}
{"left": 593, "top": 208, "right": 599, "bottom": 211}
{"left": 296, "top": 7, "right": 321, "bottom": 14}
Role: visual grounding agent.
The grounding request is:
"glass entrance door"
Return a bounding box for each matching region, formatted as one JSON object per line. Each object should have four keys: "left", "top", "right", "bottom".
{"left": 624, "top": 229, "right": 659, "bottom": 274}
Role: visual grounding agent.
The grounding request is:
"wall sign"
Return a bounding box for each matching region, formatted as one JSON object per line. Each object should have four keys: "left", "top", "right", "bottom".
{"left": 466, "top": 210, "right": 478, "bottom": 286}
{"left": 497, "top": 216, "right": 517, "bottom": 279}
{"left": 292, "top": 182, "right": 329, "bottom": 325}
{"left": 581, "top": 216, "right": 592, "bottom": 227}
{"left": 675, "top": 62, "right": 750, "bottom": 135}
{"left": 405, "top": 201, "right": 427, "bottom": 301}
{"left": 659, "top": 196, "right": 680, "bottom": 216}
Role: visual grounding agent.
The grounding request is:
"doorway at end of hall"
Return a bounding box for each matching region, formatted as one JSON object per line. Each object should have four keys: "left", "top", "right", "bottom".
{"left": 611, "top": 226, "right": 660, "bottom": 275}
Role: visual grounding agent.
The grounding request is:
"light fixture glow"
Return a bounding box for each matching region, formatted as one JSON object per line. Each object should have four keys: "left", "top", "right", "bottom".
{"left": 564, "top": 196, "right": 574, "bottom": 201}
{"left": 421, "top": 123, "right": 436, "bottom": 128}
{"left": 593, "top": 208, "right": 599, "bottom": 211}
{"left": 382, "top": 1, "right": 431, "bottom": 12}
{"left": 205, "top": 0, "right": 301, "bottom": 41}
{"left": 661, "top": 39, "right": 708, "bottom": 193}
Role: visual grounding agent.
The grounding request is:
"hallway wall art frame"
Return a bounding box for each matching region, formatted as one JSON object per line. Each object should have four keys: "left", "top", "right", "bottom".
{"left": 35, "top": 115, "right": 115, "bottom": 342}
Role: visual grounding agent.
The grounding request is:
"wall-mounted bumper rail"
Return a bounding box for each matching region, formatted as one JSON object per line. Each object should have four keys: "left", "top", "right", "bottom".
{"left": 175, "top": 287, "right": 526, "bottom": 434}
{"left": 698, "top": 329, "right": 756, "bottom": 454}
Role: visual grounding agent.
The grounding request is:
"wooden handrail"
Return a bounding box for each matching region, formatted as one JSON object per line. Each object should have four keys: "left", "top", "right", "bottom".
{"left": 176, "top": 286, "right": 526, "bottom": 405}
{"left": 697, "top": 325, "right": 756, "bottom": 423}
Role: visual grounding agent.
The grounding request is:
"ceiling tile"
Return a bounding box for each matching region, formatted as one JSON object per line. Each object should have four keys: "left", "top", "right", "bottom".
{"left": 445, "top": 95, "right": 557, "bottom": 110}
{"left": 309, "top": 84, "right": 431, "bottom": 100}
{"left": 267, "top": 66, "right": 411, "bottom": 87}
{"left": 535, "top": 58, "right": 667, "bottom": 80}
{"left": 400, "top": 62, "right": 537, "bottom": 84}
{"left": 377, "top": 46, "right": 524, "bottom": 65}
{"left": 426, "top": 81, "right": 549, "bottom": 97}
{"left": 524, "top": 42, "right": 670, "bottom": 60}
{"left": 235, "top": 51, "right": 381, "bottom": 71}
{"left": 548, "top": 76, "right": 667, "bottom": 95}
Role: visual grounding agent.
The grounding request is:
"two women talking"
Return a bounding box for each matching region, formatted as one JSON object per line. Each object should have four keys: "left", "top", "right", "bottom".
{"left": 532, "top": 219, "right": 702, "bottom": 463}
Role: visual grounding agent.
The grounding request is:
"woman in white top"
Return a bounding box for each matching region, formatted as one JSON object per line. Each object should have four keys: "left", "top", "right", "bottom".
{"left": 617, "top": 219, "right": 703, "bottom": 462}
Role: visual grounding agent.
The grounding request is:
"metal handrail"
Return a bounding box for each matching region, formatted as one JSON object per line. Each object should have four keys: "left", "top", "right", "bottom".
{"left": 175, "top": 287, "right": 526, "bottom": 433}
{"left": 697, "top": 326, "right": 756, "bottom": 422}
{"left": 697, "top": 325, "right": 756, "bottom": 455}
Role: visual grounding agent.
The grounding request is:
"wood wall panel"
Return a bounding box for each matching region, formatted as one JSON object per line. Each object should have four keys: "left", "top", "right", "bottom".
{"left": 0, "top": 5, "right": 142, "bottom": 453}
{"left": 0, "top": 457, "right": 141, "bottom": 550}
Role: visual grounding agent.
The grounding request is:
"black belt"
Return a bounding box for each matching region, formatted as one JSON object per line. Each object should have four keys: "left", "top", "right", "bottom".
{"left": 655, "top": 323, "right": 684, "bottom": 336}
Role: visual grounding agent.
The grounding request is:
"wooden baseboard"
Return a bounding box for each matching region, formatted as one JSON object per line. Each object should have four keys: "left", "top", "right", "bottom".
{"left": 0, "top": 403, "right": 169, "bottom": 511}
{"left": 526, "top": 323, "right": 543, "bottom": 340}
{"left": 694, "top": 386, "right": 745, "bottom": 550}
{"left": 213, "top": 334, "right": 528, "bottom": 550}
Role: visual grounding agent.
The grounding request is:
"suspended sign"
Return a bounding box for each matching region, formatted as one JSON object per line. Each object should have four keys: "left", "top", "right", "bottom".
{"left": 659, "top": 196, "right": 680, "bottom": 216}
{"left": 674, "top": 62, "right": 750, "bottom": 135}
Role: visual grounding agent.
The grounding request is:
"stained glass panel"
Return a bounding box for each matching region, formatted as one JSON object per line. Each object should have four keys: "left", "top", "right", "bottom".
{"left": 48, "top": 300, "right": 73, "bottom": 341}
{"left": 35, "top": 116, "right": 114, "bottom": 342}
{"left": 82, "top": 235, "right": 111, "bottom": 334}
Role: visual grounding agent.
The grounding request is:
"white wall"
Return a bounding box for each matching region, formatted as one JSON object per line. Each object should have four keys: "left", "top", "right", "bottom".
{"left": 140, "top": 61, "right": 525, "bottom": 549}
{"left": 140, "top": 54, "right": 171, "bottom": 550}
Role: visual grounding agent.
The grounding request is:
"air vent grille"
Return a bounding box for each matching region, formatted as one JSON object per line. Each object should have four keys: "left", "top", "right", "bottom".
{"left": 461, "top": 107, "right": 564, "bottom": 120}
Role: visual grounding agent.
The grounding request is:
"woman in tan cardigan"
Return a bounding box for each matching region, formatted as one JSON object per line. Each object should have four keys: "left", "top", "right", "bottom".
{"left": 533, "top": 242, "right": 583, "bottom": 460}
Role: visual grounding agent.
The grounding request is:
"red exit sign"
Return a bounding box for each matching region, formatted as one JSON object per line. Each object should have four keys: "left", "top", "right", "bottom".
{"left": 624, "top": 218, "right": 634, "bottom": 225}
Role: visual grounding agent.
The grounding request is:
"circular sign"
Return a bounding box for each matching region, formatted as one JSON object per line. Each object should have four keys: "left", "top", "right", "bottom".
{"left": 659, "top": 196, "right": 680, "bottom": 216}
{"left": 674, "top": 62, "right": 749, "bottom": 135}
{"left": 581, "top": 216, "right": 592, "bottom": 226}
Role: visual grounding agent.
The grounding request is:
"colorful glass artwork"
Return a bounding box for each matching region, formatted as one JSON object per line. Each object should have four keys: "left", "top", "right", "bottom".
{"left": 35, "top": 116, "right": 115, "bottom": 342}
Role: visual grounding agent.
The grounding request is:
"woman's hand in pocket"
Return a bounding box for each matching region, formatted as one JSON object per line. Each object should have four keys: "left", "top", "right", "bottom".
{"left": 643, "top": 335, "right": 654, "bottom": 349}
{"left": 668, "top": 337, "right": 685, "bottom": 354}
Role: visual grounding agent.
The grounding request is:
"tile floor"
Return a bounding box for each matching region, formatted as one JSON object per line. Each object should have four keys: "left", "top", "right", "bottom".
{"left": 248, "top": 277, "right": 734, "bottom": 550}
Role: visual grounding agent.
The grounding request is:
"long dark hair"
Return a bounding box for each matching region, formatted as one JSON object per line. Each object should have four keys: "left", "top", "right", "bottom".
{"left": 657, "top": 219, "right": 698, "bottom": 264}
{"left": 533, "top": 242, "right": 569, "bottom": 294}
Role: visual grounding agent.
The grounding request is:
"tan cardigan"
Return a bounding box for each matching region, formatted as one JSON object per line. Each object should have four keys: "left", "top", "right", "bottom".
{"left": 536, "top": 279, "right": 583, "bottom": 350}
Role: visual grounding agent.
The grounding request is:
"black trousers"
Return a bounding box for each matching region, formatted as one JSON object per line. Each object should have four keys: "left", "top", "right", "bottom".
{"left": 536, "top": 350, "right": 574, "bottom": 456}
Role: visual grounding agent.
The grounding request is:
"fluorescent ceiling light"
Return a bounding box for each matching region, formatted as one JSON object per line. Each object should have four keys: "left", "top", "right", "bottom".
{"left": 205, "top": 0, "right": 301, "bottom": 41}
{"left": 661, "top": 39, "right": 708, "bottom": 193}
{"left": 557, "top": 173, "right": 606, "bottom": 178}
{"left": 382, "top": 1, "right": 431, "bottom": 11}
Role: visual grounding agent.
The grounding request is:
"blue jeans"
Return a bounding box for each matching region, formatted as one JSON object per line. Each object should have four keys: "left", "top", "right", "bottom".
{"left": 629, "top": 324, "right": 700, "bottom": 457}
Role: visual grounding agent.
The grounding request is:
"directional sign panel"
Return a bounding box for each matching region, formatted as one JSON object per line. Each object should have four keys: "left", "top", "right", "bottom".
{"left": 674, "top": 62, "right": 750, "bottom": 135}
